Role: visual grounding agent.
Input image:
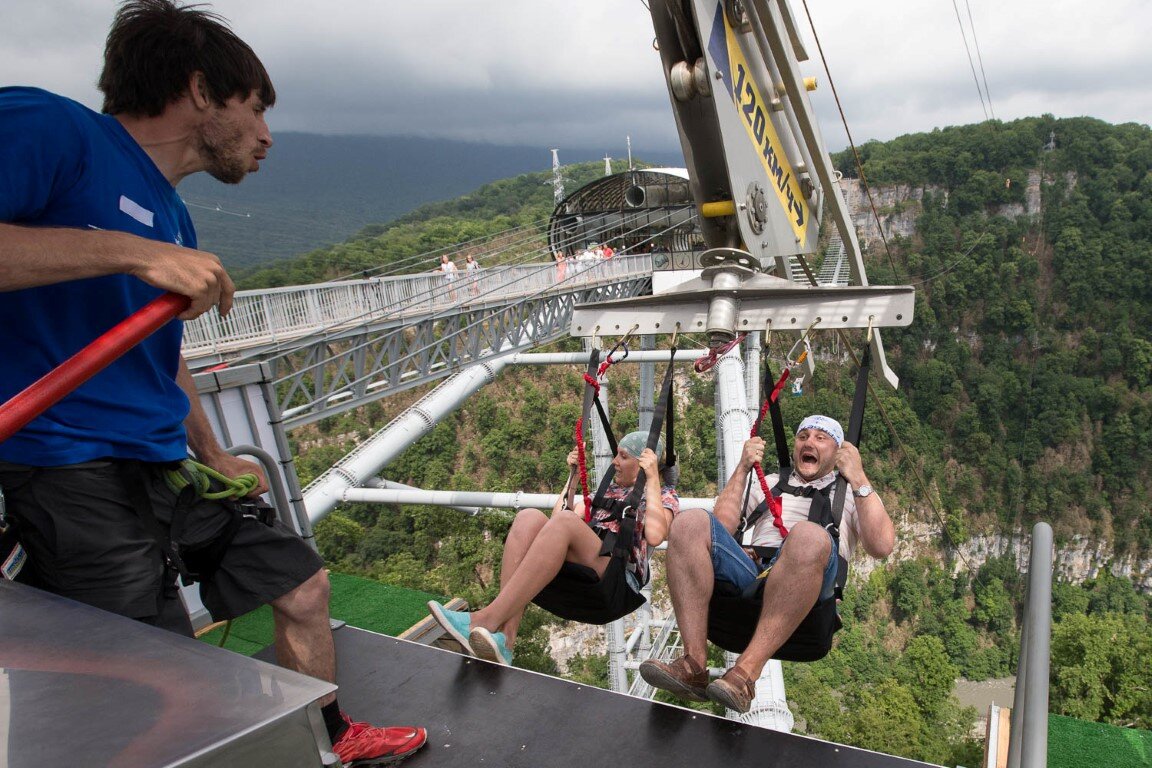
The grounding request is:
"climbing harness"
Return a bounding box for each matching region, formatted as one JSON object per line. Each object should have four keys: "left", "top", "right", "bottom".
{"left": 589, "top": 343, "right": 677, "bottom": 565}
{"left": 533, "top": 337, "right": 678, "bottom": 625}
{"left": 0, "top": 485, "right": 30, "bottom": 583}
{"left": 707, "top": 337, "right": 872, "bottom": 661}
{"left": 123, "top": 457, "right": 272, "bottom": 594}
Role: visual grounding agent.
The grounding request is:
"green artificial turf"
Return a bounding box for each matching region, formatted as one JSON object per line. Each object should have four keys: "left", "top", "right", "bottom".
{"left": 198, "top": 571, "right": 442, "bottom": 655}
{"left": 1049, "top": 714, "right": 1152, "bottom": 768}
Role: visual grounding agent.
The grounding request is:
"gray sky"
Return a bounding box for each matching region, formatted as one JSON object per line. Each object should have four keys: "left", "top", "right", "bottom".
{"left": 6, "top": 0, "right": 1151, "bottom": 159}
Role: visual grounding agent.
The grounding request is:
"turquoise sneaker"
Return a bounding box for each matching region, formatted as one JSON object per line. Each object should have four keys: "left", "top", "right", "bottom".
{"left": 470, "top": 626, "right": 513, "bottom": 666}
{"left": 427, "top": 600, "right": 474, "bottom": 655}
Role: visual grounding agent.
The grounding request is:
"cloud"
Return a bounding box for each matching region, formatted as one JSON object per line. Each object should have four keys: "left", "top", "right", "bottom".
{"left": 4, "top": 0, "right": 1150, "bottom": 157}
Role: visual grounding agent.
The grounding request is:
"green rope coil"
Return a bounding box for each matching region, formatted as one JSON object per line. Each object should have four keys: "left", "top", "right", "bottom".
{"left": 164, "top": 459, "right": 259, "bottom": 500}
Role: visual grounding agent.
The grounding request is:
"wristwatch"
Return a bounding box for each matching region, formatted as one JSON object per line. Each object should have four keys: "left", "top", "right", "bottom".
{"left": 852, "top": 484, "right": 873, "bottom": 498}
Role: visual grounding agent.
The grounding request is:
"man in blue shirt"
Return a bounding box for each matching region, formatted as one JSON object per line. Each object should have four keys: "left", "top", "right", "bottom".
{"left": 0, "top": 1, "right": 425, "bottom": 763}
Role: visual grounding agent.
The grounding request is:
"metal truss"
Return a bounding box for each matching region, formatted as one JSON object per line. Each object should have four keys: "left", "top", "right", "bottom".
{"left": 274, "top": 276, "right": 652, "bottom": 429}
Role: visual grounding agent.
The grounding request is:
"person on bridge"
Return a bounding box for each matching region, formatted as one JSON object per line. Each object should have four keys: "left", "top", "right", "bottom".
{"left": 0, "top": 1, "right": 425, "bottom": 763}
{"left": 439, "top": 253, "right": 459, "bottom": 299}
{"left": 464, "top": 253, "right": 480, "bottom": 296}
{"left": 640, "top": 416, "right": 894, "bottom": 713}
{"left": 428, "top": 431, "right": 679, "bottom": 665}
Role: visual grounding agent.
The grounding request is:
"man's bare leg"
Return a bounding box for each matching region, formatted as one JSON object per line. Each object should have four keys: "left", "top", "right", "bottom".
{"left": 663, "top": 508, "right": 716, "bottom": 667}
{"left": 732, "top": 521, "right": 830, "bottom": 679}
{"left": 271, "top": 568, "right": 337, "bottom": 706}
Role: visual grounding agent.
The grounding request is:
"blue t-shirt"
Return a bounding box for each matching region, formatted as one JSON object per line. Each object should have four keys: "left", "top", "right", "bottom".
{"left": 0, "top": 87, "right": 194, "bottom": 465}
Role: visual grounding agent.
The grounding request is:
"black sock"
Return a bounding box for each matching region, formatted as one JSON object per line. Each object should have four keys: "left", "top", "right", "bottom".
{"left": 322, "top": 699, "right": 348, "bottom": 743}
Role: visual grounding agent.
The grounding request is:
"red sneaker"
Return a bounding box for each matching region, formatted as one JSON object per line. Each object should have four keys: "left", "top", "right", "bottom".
{"left": 332, "top": 714, "right": 427, "bottom": 766}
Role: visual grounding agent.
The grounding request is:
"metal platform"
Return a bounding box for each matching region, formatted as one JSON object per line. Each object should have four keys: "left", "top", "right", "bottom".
{"left": 263, "top": 625, "right": 939, "bottom": 768}
{"left": 0, "top": 580, "right": 336, "bottom": 768}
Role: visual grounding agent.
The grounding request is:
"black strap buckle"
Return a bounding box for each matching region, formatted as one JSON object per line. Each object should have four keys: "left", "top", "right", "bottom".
{"left": 237, "top": 500, "right": 276, "bottom": 527}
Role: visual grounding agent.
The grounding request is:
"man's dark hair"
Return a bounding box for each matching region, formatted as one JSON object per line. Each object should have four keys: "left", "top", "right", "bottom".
{"left": 98, "top": 0, "right": 275, "bottom": 116}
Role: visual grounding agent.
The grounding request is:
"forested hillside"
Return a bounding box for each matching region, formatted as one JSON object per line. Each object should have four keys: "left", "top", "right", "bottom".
{"left": 839, "top": 115, "right": 1152, "bottom": 555}
{"left": 274, "top": 115, "right": 1152, "bottom": 763}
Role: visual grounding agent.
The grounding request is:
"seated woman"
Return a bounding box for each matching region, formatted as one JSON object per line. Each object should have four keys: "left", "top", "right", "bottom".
{"left": 428, "top": 431, "right": 679, "bottom": 665}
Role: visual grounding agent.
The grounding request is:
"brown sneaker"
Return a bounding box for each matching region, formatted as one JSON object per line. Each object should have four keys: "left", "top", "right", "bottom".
{"left": 639, "top": 655, "right": 709, "bottom": 702}
{"left": 706, "top": 666, "right": 756, "bottom": 713}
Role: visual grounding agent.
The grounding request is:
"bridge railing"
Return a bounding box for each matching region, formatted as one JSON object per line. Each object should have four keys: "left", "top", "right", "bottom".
{"left": 182, "top": 254, "right": 653, "bottom": 359}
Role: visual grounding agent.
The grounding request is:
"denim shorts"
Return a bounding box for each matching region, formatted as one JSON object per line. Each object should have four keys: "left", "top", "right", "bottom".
{"left": 709, "top": 513, "right": 838, "bottom": 601}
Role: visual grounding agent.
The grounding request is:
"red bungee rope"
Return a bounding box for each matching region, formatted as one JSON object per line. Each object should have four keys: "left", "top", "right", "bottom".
{"left": 575, "top": 352, "right": 623, "bottom": 523}
{"left": 574, "top": 417, "right": 593, "bottom": 522}
{"left": 693, "top": 333, "right": 748, "bottom": 373}
{"left": 751, "top": 366, "right": 793, "bottom": 540}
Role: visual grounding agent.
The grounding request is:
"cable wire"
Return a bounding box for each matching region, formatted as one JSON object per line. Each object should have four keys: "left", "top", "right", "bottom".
{"left": 952, "top": 0, "right": 990, "bottom": 120}
{"left": 964, "top": 0, "right": 996, "bottom": 120}
{"left": 799, "top": 0, "right": 903, "bottom": 284}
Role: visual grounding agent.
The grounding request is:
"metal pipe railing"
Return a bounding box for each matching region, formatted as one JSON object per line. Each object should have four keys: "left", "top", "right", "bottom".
{"left": 1007, "top": 522, "right": 1053, "bottom": 768}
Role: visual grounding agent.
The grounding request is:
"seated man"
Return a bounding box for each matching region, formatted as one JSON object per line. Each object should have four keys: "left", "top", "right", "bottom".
{"left": 428, "top": 431, "right": 679, "bottom": 665}
{"left": 640, "top": 415, "right": 894, "bottom": 713}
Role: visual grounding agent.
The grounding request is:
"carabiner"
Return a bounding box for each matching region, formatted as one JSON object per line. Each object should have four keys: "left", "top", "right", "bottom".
{"left": 786, "top": 319, "right": 820, "bottom": 370}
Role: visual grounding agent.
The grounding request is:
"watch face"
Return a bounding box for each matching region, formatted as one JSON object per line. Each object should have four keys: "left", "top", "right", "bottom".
{"left": 855, "top": 485, "right": 872, "bottom": 497}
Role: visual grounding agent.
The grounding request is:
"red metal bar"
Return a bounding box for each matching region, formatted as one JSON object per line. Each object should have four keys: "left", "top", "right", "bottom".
{"left": 0, "top": 292, "right": 191, "bottom": 444}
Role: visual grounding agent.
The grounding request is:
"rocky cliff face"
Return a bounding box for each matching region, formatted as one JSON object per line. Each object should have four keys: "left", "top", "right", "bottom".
{"left": 835, "top": 169, "right": 1057, "bottom": 247}
{"left": 882, "top": 517, "right": 1152, "bottom": 590}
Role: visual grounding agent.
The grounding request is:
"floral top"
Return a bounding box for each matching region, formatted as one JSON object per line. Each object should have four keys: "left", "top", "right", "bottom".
{"left": 588, "top": 482, "right": 679, "bottom": 586}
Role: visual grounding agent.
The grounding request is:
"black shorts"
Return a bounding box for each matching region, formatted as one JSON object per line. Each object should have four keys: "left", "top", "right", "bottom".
{"left": 0, "top": 459, "right": 323, "bottom": 635}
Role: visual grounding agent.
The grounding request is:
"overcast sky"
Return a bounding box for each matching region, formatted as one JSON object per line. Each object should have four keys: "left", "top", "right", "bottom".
{"left": 6, "top": 0, "right": 1151, "bottom": 160}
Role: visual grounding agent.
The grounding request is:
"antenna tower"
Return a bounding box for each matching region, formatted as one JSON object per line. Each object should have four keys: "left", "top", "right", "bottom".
{"left": 550, "top": 149, "right": 565, "bottom": 203}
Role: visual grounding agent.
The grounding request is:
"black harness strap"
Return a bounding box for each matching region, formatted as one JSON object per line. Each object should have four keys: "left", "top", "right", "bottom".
{"left": 829, "top": 344, "right": 871, "bottom": 532}
{"left": 765, "top": 360, "right": 791, "bottom": 472}
{"left": 664, "top": 352, "right": 677, "bottom": 472}
{"left": 120, "top": 462, "right": 194, "bottom": 586}
{"left": 593, "top": 346, "right": 677, "bottom": 564}
{"left": 579, "top": 349, "right": 600, "bottom": 446}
